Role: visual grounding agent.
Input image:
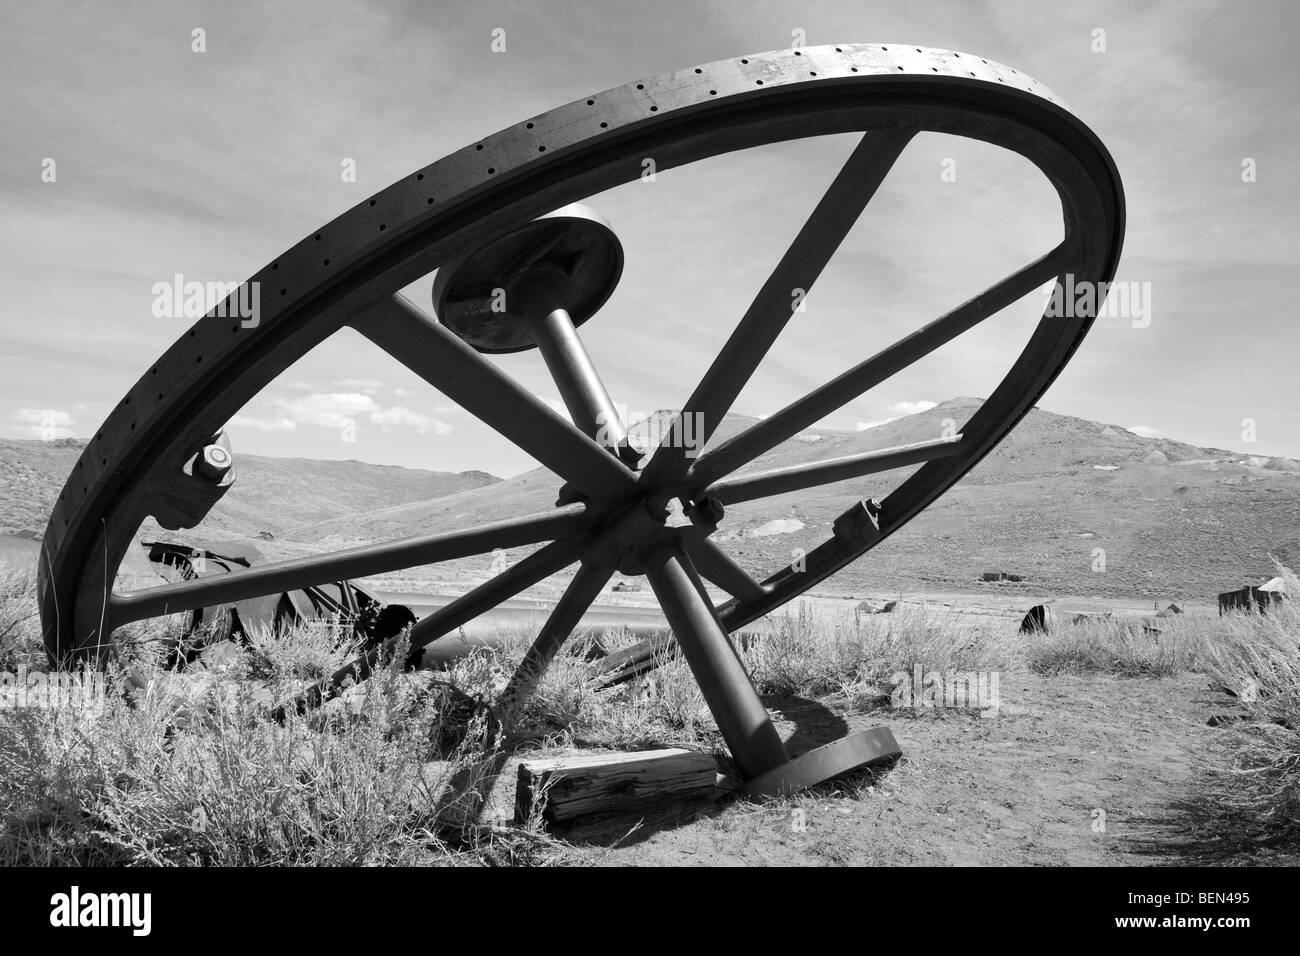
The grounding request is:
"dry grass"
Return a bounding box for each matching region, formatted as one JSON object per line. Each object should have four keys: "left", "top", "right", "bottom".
{"left": 1192, "top": 563, "right": 1300, "bottom": 848}
{"left": 744, "top": 601, "right": 1015, "bottom": 700}
{"left": 4, "top": 567, "right": 1299, "bottom": 863}
{"left": 0, "top": 576, "right": 570, "bottom": 865}
{"left": 1018, "top": 569, "right": 1300, "bottom": 854}
{"left": 0, "top": 662, "right": 492, "bottom": 865}
{"left": 476, "top": 623, "right": 718, "bottom": 752}
{"left": 1027, "top": 616, "right": 1207, "bottom": 678}
{"left": 0, "top": 568, "right": 43, "bottom": 672}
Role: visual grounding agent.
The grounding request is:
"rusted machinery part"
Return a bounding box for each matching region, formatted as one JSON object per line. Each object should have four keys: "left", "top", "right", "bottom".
{"left": 587, "top": 624, "right": 769, "bottom": 687}
{"left": 140, "top": 540, "right": 416, "bottom": 659}
{"left": 38, "top": 44, "right": 1123, "bottom": 793}
{"left": 589, "top": 632, "right": 678, "bottom": 687}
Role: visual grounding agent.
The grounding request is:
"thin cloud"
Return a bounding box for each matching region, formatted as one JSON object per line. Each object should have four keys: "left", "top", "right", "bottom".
{"left": 891, "top": 400, "right": 937, "bottom": 415}
{"left": 856, "top": 400, "right": 937, "bottom": 431}
{"left": 228, "top": 413, "right": 297, "bottom": 432}
{"left": 265, "top": 391, "right": 452, "bottom": 436}
{"left": 370, "top": 405, "right": 452, "bottom": 435}
{"left": 275, "top": 392, "right": 378, "bottom": 430}
{"left": 1126, "top": 424, "right": 1162, "bottom": 439}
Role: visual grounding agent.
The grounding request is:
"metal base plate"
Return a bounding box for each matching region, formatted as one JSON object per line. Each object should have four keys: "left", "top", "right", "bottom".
{"left": 431, "top": 202, "right": 623, "bottom": 353}
{"left": 740, "top": 726, "right": 901, "bottom": 798}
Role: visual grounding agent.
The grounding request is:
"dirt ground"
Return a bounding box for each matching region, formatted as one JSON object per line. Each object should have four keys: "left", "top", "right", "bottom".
{"left": 528, "top": 672, "right": 1293, "bottom": 866}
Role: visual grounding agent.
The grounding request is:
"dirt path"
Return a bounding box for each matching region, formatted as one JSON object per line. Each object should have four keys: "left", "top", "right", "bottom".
{"left": 575, "top": 673, "right": 1231, "bottom": 866}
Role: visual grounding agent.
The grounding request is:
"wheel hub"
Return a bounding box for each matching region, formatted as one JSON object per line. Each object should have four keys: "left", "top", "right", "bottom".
{"left": 588, "top": 491, "right": 724, "bottom": 577}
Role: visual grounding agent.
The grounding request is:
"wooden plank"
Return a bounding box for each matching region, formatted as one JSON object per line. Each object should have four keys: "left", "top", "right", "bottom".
{"left": 515, "top": 749, "right": 719, "bottom": 826}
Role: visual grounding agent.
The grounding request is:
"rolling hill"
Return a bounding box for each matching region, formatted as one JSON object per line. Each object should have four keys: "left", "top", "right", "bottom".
{"left": 0, "top": 438, "right": 499, "bottom": 540}
{"left": 280, "top": 398, "right": 1300, "bottom": 601}
{"left": 3, "top": 400, "right": 1298, "bottom": 602}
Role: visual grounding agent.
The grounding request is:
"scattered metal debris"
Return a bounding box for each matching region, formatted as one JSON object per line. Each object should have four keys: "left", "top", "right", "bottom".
{"left": 141, "top": 540, "right": 415, "bottom": 666}
{"left": 1019, "top": 604, "right": 1056, "bottom": 634}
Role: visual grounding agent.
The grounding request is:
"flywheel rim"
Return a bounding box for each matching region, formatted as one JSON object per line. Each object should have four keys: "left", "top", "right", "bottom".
{"left": 39, "top": 43, "right": 1124, "bottom": 669}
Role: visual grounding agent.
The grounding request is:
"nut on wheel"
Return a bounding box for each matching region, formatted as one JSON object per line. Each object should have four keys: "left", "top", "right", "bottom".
{"left": 195, "top": 443, "right": 233, "bottom": 482}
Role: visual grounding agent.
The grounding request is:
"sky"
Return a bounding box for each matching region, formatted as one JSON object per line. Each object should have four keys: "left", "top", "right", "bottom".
{"left": 1, "top": 0, "right": 1297, "bottom": 478}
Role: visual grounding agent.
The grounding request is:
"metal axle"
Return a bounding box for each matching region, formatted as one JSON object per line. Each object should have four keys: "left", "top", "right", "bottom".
{"left": 510, "top": 265, "right": 640, "bottom": 467}
{"left": 533, "top": 306, "right": 628, "bottom": 450}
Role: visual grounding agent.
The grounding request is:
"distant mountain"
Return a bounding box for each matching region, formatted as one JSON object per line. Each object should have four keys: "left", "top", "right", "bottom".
{"left": 707, "top": 397, "right": 1300, "bottom": 600}
{"left": 5, "top": 400, "right": 1299, "bottom": 602}
{"left": 0, "top": 438, "right": 500, "bottom": 539}
{"left": 282, "top": 399, "right": 1300, "bottom": 601}
{"left": 206, "top": 456, "right": 499, "bottom": 537}
{"left": 0, "top": 438, "right": 87, "bottom": 536}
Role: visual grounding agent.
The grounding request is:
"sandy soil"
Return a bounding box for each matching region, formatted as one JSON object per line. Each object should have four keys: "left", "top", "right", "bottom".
{"left": 531, "top": 672, "right": 1292, "bottom": 866}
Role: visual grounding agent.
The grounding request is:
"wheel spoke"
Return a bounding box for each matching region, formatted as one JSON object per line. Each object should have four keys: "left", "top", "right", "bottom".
{"left": 706, "top": 435, "right": 963, "bottom": 505}
{"left": 494, "top": 559, "right": 614, "bottom": 728}
{"left": 681, "top": 534, "right": 767, "bottom": 604}
{"left": 642, "top": 540, "right": 788, "bottom": 779}
{"left": 276, "top": 535, "right": 588, "bottom": 717}
{"left": 685, "top": 245, "right": 1067, "bottom": 492}
{"left": 109, "top": 504, "right": 590, "bottom": 626}
{"left": 352, "top": 294, "right": 637, "bottom": 501}
{"left": 426, "top": 557, "right": 614, "bottom": 825}
{"left": 641, "top": 128, "right": 916, "bottom": 487}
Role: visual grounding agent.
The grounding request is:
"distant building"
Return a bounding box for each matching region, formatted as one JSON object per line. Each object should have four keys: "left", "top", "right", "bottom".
{"left": 981, "top": 570, "right": 1024, "bottom": 583}
{"left": 1218, "top": 581, "right": 1285, "bottom": 615}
